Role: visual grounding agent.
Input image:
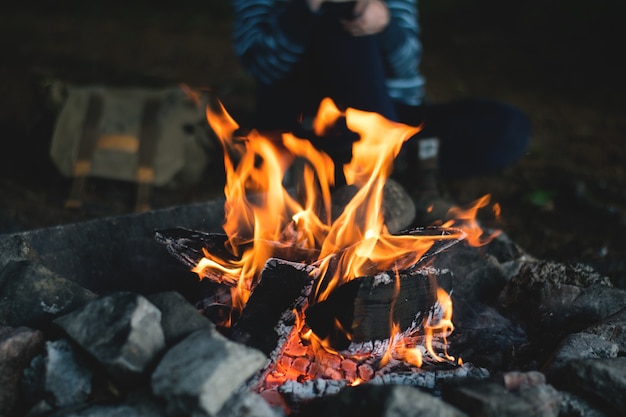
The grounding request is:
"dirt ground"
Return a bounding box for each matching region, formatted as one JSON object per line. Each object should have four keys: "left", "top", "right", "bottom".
{"left": 1, "top": 1, "right": 625, "bottom": 287}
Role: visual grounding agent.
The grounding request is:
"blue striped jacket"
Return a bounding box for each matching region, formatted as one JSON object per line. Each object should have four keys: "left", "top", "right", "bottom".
{"left": 232, "top": 0, "right": 425, "bottom": 106}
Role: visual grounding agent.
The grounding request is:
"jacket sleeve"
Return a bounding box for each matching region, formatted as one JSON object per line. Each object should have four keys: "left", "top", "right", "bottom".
{"left": 377, "top": 0, "right": 421, "bottom": 80}
{"left": 232, "top": 0, "right": 319, "bottom": 86}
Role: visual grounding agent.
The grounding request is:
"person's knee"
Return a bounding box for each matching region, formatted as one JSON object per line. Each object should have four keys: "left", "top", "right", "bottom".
{"left": 436, "top": 99, "right": 532, "bottom": 178}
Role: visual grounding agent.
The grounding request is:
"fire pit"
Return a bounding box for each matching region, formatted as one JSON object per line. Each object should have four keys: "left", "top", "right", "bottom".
{"left": 1, "top": 97, "right": 625, "bottom": 417}
{"left": 152, "top": 97, "right": 502, "bottom": 406}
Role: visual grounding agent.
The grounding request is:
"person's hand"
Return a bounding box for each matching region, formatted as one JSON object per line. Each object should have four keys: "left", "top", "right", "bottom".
{"left": 342, "top": 0, "right": 390, "bottom": 36}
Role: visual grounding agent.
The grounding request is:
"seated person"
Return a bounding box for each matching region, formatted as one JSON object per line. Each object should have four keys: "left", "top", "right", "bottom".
{"left": 231, "top": 0, "right": 531, "bottom": 222}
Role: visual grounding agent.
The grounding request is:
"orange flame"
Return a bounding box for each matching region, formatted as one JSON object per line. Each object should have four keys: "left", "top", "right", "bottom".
{"left": 309, "top": 100, "right": 465, "bottom": 303}
{"left": 197, "top": 94, "right": 494, "bottom": 373}
{"left": 424, "top": 287, "right": 456, "bottom": 363}
{"left": 202, "top": 97, "right": 468, "bottom": 306}
{"left": 442, "top": 194, "right": 501, "bottom": 247}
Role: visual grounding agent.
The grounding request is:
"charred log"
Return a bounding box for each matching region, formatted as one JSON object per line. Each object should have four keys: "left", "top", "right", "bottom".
{"left": 155, "top": 227, "right": 320, "bottom": 285}
{"left": 154, "top": 228, "right": 242, "bottom": 272}
{"left": 229, "top": 258, "right": 319, "bottom": 355}
{"left": 305, "top": 269, "right": 438, "bottom": 351}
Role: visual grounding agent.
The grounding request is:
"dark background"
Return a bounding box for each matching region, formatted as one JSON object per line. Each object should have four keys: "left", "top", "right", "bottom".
{"left": 1, "top": 1, "right": 625, "bottom": 286}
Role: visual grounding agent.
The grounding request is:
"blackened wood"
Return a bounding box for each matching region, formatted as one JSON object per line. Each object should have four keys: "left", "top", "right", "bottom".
{"left": 306, "top": 269, "right": 438, "bottom": 351}
{"left": 229, "top": 258, "right": 318, "bottom": 355}
{"left": 402, "top": 226, "right": 467, "bottom": 271}
{"left": 155, "top": 228, "right": 241, "bottom": 271}
{"left": 155, "top": 227, "right": 320, "bottom": 285}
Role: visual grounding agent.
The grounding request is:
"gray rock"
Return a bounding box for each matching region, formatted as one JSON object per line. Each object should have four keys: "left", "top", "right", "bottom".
{"left": 46, "top": 403, "right": 164, "bottom": 417}
{"left": 0, "top": 235, "right": 41, "bottom": 279}
{"left": 584, "top": 307, "right": 626, "bottom": 353}
{"left": 54, "top": 292, "right": 165, "bottom": 384}
{"left": 447, "top": 304, "right": 529, "bottom": 372}
{"left": 330, "top": 179, "right": 416, "bottom": 235}
{"left": 152, "top": 329, "right": 267, "bottom": 417}
{"left": 299, "top": 384, "right": 468, "bottom": 417}
{"left": 501, "top": 370, "right": 546, "bottom": 391}
{"left": 382, "top": 178, "right": 416, "bottom": 234}
{"left": 546, "top": 332, "right": 619, "bottom": 374}
{"left": 483, "top": 231, "right": 532, "bottom": 265}
{"left": 22, "top": 338, "right": 93, "bottom": 409}
{"left": 558, "top": 390, "right": 611, "bottom": 417}
{"left": 0, "top": 326, "right": 45, "bottom": 417}
{"left": 552, "top": 357, "right": 626, "bottom": 415}
{"left": 573, "top": 284, "right": 626, "bottom": 324}
{"left": 432, "top": 242, "right": 509, "bottom": 309}
{"left": 442, "top": 379, "right": 561, "bottom": 417}
{"left": 147, "top": 291, "right": 213, "bottom": 346}
{"left": 0, "top": 260, "right": 97, "bottom": 327}
{"left": 217, "top": 391, "right": 285, "bottom": 417}
{"left": 497, "top": 260, "right": 622, "bottom": 334}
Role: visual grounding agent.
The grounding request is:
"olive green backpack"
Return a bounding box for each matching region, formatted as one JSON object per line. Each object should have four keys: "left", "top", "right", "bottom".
{"left": 50, "top": 85, "right": 216, "bottom": 211}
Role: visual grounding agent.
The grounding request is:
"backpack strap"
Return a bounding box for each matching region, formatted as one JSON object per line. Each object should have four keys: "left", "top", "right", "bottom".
{"left": 134, "top": 97, "right": 162, "bottom": 212}
{"left": 65, "top": 92, "right": 104, "bottom": 209}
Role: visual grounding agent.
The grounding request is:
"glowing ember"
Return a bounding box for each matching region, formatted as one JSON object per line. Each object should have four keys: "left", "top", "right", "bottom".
{"left": 194, "top": 94, "right": 498, "bottom": 388}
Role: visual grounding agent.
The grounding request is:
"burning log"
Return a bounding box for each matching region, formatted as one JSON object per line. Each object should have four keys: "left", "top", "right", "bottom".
{"left": 155, "top": 227, "right": 320, "bottom": 286}
{"left": 229, "top": 258, "right": 319, "bottom": 356}
{"left": 305, "top": 268, "right": 438, "bottom": 352}
{"left": 302, "top": 226, "right": 464, "bottom": 353}
{"left": 154, "top": 228, "right": 244, "bottom": 283}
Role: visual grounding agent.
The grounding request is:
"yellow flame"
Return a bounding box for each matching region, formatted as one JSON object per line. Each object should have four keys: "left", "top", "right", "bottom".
{"left": 197, "top": 94, "right": 493, "bottom": 370}
{"left": 443, "top": 194, "right": 501, "bottom": 247}
{"left": 424, "top": 287, "right": 456, "bottom": 363}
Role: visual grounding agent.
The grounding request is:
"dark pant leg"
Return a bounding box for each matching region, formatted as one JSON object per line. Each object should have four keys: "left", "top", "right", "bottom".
{"left": 307, "top": 4, "right": 398, "bottom": 121}
{"left": 396, "top": 98, "right": 531, "bottom": 178}
{"left": 253, "top": 3, "right": 397, "bottom": 131}
{"left": 253, "top": 69, "right": 307, "bottom": 132}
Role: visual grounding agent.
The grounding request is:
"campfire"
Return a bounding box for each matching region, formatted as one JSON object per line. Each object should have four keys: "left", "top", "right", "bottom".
{"left": 2, "top": 91, "right": 625, "bottom": 417}
{"left": 157, "top": 95, "right": 499, "bottom": 408}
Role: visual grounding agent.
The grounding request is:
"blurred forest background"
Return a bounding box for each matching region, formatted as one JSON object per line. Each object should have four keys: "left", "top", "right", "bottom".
{"left": 1, "top": 0, "right": 625, "bottom": 286}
